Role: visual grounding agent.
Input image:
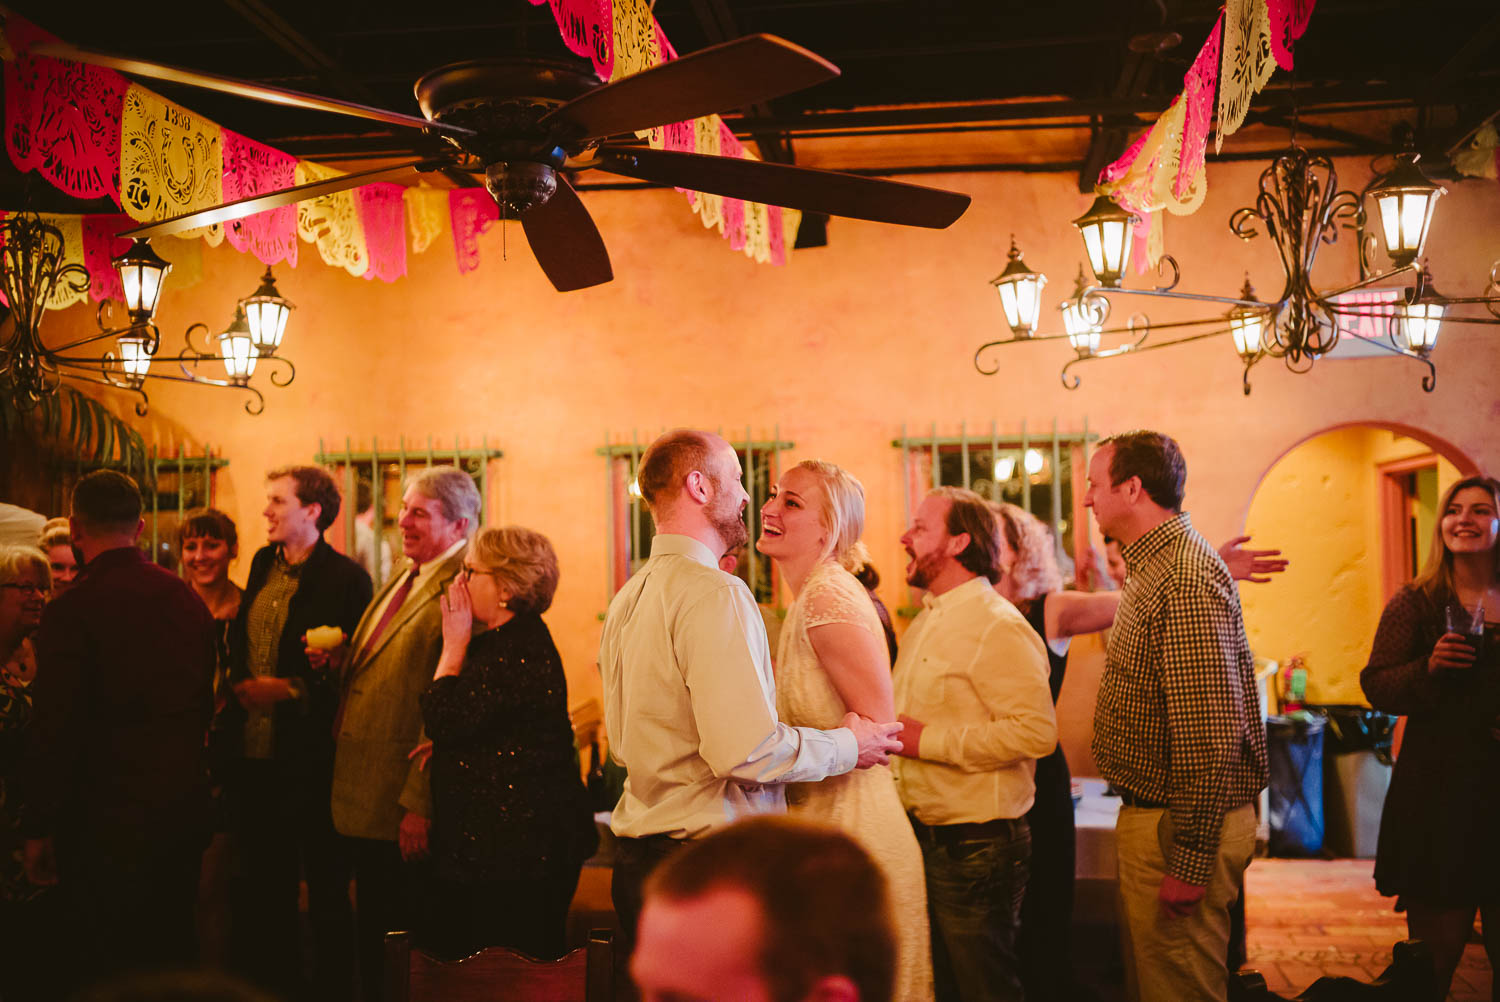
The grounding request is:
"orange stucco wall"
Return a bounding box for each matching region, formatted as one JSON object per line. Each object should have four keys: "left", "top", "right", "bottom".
{"left": 41, "top": 156, "right": 1500, "bottom": 777}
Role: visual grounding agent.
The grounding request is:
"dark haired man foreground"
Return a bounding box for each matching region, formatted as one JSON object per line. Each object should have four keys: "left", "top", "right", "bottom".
{"left": 890, "top": 486, "right": 1056, "bottom": 1002}
{"left": 632, "top": 816, "right": 895, "bottom": 1002}
{"left": 23, "top": 470, "right": 216, "bottom": 991}
{"left": 1086, "top": 430, "right": 1268, "bottom": 1002}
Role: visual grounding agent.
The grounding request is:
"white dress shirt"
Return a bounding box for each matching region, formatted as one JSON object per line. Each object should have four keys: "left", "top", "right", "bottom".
{"left": 599, "top": 534, "right": 858, "bottom": 839}
{"left": 892, "top": 575, "right": 1058, "bottom": 825}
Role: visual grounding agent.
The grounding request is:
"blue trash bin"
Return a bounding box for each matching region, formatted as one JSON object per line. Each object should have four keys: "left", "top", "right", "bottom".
{"left": 1266, "top": 712, "right": 1326, "bottom": 857}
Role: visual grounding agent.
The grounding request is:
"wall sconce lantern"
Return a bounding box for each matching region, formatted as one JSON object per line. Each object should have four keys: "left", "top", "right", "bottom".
{"left": 1228, "top": 277, "right": 1268, "bottom": 363}
{"left": 1060, "top": 266, "right": 1103, "bottom": 356}
{"left": 241, "top": 266, "right": 295, "bottom": 355}
{"left": 1072, "top": 194, "right": 1136, "bottom": 288}
{"left": 990, "top": 237, "right": 1047, "bottom": 338}
{"left": 219, "top": 306, "right": 258, "bottom": 385}
{"left": 1368, "top": 153, "right": 1445, "bottom": 269}
{"left": 111, "top": 238, "right": 172, "bottom": 325}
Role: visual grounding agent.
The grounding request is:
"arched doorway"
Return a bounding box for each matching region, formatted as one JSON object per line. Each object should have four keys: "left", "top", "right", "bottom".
{"left": 1239, "top": 422, "right": 1478, "bottom": 706}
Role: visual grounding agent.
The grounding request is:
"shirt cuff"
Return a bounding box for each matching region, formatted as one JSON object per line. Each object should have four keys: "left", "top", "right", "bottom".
{"left": 1168, "top": 840, "right": 1215, "bottom": 887}
{"left": 831, "top": 726, "right": 859, "bottom": 773}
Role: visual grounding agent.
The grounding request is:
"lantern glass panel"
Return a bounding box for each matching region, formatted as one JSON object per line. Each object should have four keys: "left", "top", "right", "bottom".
{"left": 1230, "top": 311, "right": 1263, "bottom": 357}
{"left": 220, "top": 333, "right": 258, "bottom": 381}
{"left": 245, "top": 300, "right": 289, "bottom": 351}
{"left": 118, "top": 338, "right": 151, "bottom": 380}
{"left": 1398, "top": 301, "right": 1444, "bottom": 351}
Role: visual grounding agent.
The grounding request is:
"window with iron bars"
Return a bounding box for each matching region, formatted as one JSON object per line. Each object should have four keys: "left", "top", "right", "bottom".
{"left": 894, "top": 420, "right": 1097, "bottom": 605}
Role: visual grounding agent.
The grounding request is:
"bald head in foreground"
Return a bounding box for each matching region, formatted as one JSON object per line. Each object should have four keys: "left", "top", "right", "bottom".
{"left": 633, "top": 817, "right": 895, "bottom": 1002}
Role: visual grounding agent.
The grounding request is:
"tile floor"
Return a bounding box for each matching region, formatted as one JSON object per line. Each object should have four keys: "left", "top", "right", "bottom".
{"left": 1243, "top": 857, "right": 1492, "bottom": 1000}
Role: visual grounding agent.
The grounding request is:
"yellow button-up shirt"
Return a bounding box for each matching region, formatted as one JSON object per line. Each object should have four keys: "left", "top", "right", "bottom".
{"left": 893, "top": 575, "right": 1057, "bottom": 825}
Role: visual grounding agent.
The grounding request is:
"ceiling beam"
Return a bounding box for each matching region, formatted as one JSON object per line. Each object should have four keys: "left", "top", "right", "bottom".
{"left": 220, "top": 0, "right": 379, "bottom": 105}
{"left": 687, "top": 0, "right": 795, "bottom": 164}
{"left": 1077, "top": 0, "right": 1184, "bottom": 194}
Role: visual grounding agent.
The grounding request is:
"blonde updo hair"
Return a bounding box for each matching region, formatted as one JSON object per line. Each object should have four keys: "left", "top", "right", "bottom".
{"left": 789, "top": 459, "right": 869, "bottom": 572}
{"left": 469, "top": 526, "right": 560, "bottom": 615}
{"left": 990, "top": 501, "right": 1064, "bottom": 600}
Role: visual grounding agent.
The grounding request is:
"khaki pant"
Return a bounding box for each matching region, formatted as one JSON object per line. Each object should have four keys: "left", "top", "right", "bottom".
{"left": 1115, "top": 803, "right": 1257, "bottom": 1002}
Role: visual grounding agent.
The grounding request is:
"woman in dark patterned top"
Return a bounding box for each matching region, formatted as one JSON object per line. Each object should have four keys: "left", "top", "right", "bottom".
{"left": 420, "top": 526, "right": 596, "bottom": 962}
{"left": 1361, "top": 474, "right": 1500, "bottom": 1001}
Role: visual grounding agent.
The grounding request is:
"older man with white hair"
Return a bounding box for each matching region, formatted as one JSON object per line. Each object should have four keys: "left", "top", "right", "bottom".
{"left": 316, "top": 466, "right": 479, "bottom": 1002}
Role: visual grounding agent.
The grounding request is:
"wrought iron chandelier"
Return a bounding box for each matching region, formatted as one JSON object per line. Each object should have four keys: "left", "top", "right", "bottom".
{"left": 975, "top": 147, "right": 1500, "bottom": 394}
{"left": 0, "top": 211, "right": 296, "bottom": 416}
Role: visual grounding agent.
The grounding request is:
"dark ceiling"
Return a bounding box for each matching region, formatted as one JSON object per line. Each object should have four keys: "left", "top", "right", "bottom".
{"left": 4, "top": 0, "right": 1499, "bottom": 208}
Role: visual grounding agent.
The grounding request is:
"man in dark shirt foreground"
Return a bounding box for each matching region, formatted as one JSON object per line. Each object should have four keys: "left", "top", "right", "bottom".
{"left": 23, "top": 470, "right": 216, "bottom": 990}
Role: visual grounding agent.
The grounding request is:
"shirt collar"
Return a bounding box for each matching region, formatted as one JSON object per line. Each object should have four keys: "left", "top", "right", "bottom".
{"left": 648, "top": 533, "right": 721, "bottom": 571}
{"left": 920, "top": 573, "right": 992, "bottom": 611}
{"left": 416, "top": 537, "right": 466, "bottom": 579}
{"left": 1122, "top": 511, "right": 1192, "bottom": 572}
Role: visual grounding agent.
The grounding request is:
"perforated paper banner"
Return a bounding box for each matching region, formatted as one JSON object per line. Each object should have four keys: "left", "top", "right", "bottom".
{"left": 1218, "top": 0, "right": 1277, "bottom": 153}
{"left": 355, "top": 182, "right": 407, "bottom": 282}
{"left": 221, "top": 128, "right": 298, "bottom": 268}
{"left": 295, "top": 160, "right": 368, "bottom": 277}
{"left": 82, "top": 214, "right": 133, "bottom": 303}
{"left": 403, "top": 183, "right": 448, "bottom": 254}
{"left": 1267, "top": 0, "right": 1316, "bottom": 71}
{"left": 120, "top": 85, "right": 224, "bottom": 246}
{"left": 528, "top": 0, "right": 613, "bottom": 79}
{"left": 1177, "top": 15, "right": 1222, "bottom": 202}
{"left": 35, "top": 214, "right": 89, "bottom": 311}
{"left": 449, "top": 188, "right": 499, "bottom": 274}
{"left": 3, "top": 16, "right": 126, "bottom": 205}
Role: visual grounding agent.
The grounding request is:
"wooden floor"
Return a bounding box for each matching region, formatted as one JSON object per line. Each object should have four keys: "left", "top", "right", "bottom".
{"left": 1244, "top": 858, "right": 1493, "bottom": 1000}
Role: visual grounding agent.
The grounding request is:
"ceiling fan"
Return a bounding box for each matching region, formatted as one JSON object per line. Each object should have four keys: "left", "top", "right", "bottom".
{"left": 36, "top": 34, "right": 973, "bottom": 292}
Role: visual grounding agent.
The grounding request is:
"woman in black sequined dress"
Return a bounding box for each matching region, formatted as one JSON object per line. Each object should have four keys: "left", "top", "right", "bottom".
{"left": 419, "top": 526, "right": 597, "bottom": 961}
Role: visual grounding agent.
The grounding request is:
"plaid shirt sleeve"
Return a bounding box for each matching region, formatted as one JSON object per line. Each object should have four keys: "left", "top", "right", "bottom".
{"left": 1160, "top": 573, "right": 1255, "bottom": 886}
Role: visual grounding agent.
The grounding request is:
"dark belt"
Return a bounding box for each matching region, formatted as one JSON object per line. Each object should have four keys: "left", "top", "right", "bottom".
{"left": 907, "top": 815, "right": 1025, "bottom": 846}
{"left": 1116, "top": 789, "right": 1169, "bottom": 810}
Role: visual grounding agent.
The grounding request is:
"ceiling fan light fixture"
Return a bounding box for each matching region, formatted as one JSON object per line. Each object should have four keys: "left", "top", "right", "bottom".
{"left": 990, "top": 236, "right": 1047, "bottom": 339}
{"left": 485, "top": 161, "right": 558, "bottom": 216}
{"left": 112, "top": 238, "right": 171, "bottom": 324}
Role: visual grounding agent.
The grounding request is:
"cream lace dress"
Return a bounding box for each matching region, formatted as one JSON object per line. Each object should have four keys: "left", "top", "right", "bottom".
{"left": 777, "top": 560, "right": 934, "bottom": 1001}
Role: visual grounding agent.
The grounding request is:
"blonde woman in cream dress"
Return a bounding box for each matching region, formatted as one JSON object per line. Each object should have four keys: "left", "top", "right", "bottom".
{"left": 757, "top": 459, "right": 934, "bottom": 1002}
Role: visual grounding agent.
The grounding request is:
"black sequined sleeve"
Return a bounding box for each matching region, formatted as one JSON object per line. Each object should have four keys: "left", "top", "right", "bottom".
{"left": 420, "top": 627, "right": 558, "bottom": 744}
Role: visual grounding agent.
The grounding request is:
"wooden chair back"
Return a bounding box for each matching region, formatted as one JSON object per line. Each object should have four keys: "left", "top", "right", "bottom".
{"left": 385, "top": 928, "right": 614, "bottom": 1002}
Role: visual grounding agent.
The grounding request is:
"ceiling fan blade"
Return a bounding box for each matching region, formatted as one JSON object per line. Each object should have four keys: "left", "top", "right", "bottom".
{"left": 594, "top": 148, "right": 971, "bottom": 229}
{"left": 121, "top": 159, "right": 443, "bottom": 239}
{"left": 541, "top": 34, "right": 838, "bottom": 142}
{"left": 32, "top": 42, "right": 473, "bottom": 136}
{"left": 520, "top": 175, "right": 613, "bottom": 292}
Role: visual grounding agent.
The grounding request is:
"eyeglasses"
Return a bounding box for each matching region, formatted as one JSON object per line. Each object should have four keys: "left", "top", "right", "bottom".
{"left": 0, "top": 583, "right": 50, "bottom": 597}
{"left": 459, "top": 564, "right": 496, "bottom": 582}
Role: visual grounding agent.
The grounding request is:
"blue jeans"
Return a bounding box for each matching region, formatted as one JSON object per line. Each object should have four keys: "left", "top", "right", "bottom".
{"left": 915, "top": 816, "right": 1030, "bottom": 1002}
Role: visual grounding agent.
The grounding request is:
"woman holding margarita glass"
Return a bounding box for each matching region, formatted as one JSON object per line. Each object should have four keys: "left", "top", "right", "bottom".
{"left": 421, "top": 526, "right": 596, "bottom": 961}
{"left": 758, "top": 459, "right": 933, "bottom": 1001}
{"left": 1361, "top": 475, "right": 1500, "bottom": 1001}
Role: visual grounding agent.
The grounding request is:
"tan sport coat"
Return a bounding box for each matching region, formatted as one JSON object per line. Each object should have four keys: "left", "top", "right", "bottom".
{"left": 330, "top": 544, "right": 465, "bottom": 841}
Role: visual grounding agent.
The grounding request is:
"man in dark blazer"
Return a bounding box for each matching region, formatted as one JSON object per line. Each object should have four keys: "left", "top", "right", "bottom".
{"left": 23, "top": 470, "right": 216, "bottom": 992}
{"left": 223, "top": 465, "right": 372, "bottom": 1001}
{"left": 318, "top": 466, "right": 477, "bottom": 1001}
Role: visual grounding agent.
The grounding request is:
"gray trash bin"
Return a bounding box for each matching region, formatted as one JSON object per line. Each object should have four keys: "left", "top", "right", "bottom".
{"left": 1315, "top": 704, "right": 1397, "bottom": 858}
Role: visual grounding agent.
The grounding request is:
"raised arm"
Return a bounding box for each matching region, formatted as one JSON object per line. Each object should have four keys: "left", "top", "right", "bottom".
{"left": 1044, "top": 590, "right": 1122, "bottom": 640}
{"left": 1218, "top": 536, "right": 1289, "bottom": 584}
